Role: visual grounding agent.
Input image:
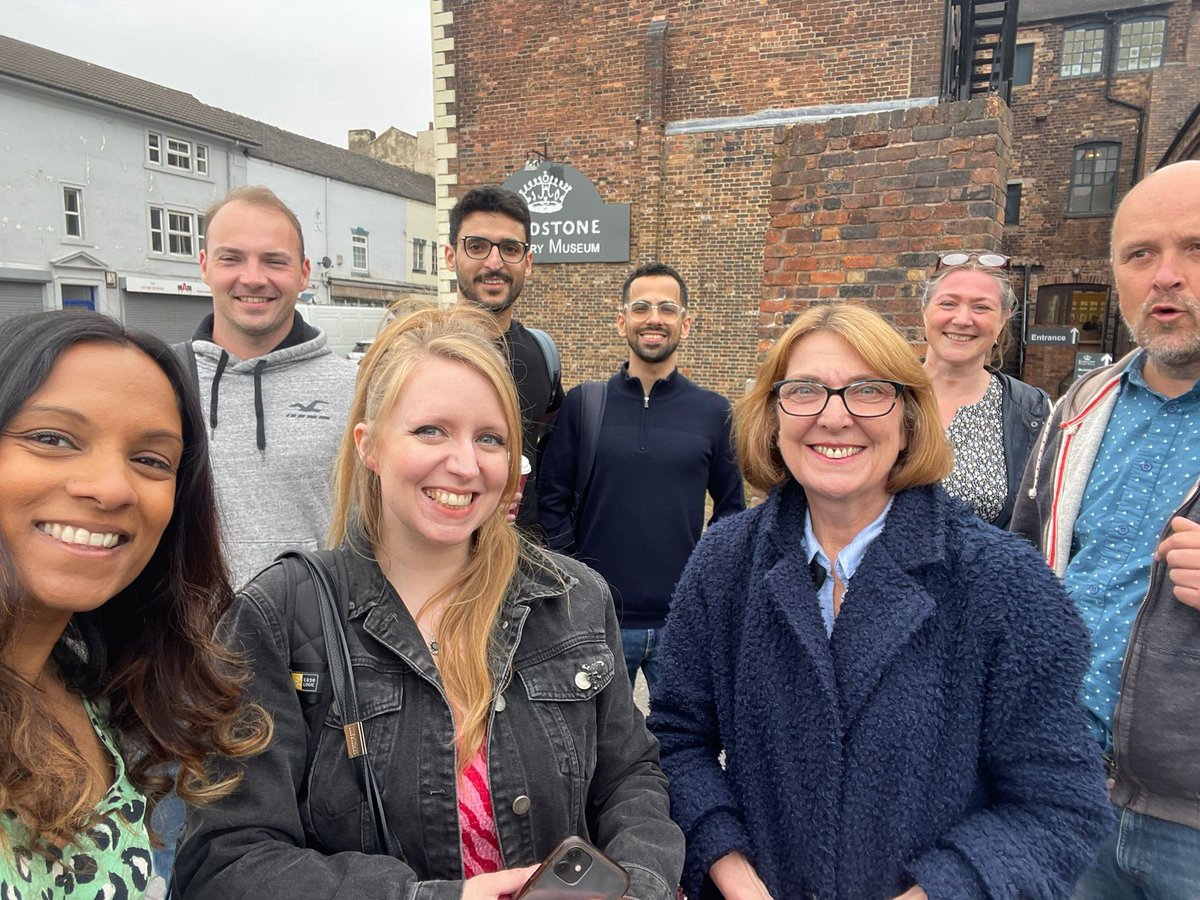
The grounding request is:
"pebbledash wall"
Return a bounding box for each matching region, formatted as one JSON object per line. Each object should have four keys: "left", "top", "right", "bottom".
{"left": 430, "top": 0, "right": 995, "bottom": 399}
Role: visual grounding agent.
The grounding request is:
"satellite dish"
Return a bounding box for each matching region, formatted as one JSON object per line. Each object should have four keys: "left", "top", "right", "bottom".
{"left": 320, "top": 256, "right": 333, "bottom": 269}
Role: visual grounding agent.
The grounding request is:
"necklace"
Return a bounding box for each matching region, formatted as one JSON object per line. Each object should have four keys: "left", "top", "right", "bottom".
{"left": 415, "top": 623, "right": 439, "bottom": 656}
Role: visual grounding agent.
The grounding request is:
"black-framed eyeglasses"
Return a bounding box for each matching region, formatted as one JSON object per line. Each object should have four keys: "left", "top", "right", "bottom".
{"left": 935, "top": 251, "right": 1011, "bottom": 271}
{"left": 459, "top": 236, "right": 530, "bottom": 264}
{"left": 624, "top": 300, "right": 686, "bottom": 322}
{"left": 772, "top": 379, "right": 905, "bottom": 418}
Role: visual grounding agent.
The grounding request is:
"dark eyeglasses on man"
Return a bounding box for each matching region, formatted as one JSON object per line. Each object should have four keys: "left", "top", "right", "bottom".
{"left": 459, "top": 236, "right": 530, "bottom": 264}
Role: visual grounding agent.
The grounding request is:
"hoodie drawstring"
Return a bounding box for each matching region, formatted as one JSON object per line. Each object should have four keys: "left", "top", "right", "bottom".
{"left": 253, "top": 359, "right": 267, "bottom": 450}
{"left": 207, "top": 350, "right": 268, "bottom": 452}
{"left": 209, "top": 350, "right": 229, "bottom": 430}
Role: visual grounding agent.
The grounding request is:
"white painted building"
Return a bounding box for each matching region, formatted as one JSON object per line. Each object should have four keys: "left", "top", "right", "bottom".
{"left": 0, "top": 34, "right": 436, "bottom": 342}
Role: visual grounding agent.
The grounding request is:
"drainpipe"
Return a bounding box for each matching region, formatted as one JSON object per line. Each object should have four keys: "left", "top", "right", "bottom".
{"left": 1019, "top": 262, "right": 1033, "bottom": 377}
{"left": 1105, "top": 16, "right": 1147, "bottom": 181}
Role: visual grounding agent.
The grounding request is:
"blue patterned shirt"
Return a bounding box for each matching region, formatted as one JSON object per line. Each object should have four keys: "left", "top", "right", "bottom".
{"left": 1064, "top": 352, "right": 1200, "bottom": 750}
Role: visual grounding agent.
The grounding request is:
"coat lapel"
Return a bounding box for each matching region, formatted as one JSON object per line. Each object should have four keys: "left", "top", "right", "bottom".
{"left": 828, "top": 488, "right": 944, "bottom": 725}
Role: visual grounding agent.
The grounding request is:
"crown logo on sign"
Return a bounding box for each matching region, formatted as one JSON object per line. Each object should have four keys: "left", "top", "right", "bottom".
{"left": 519, "top": 170, "right": 572, "bottom": 213}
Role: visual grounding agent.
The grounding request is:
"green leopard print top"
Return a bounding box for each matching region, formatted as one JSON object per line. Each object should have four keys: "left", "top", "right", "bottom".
{"left": 0, "top": 697, "right": 164, "bottom": 898}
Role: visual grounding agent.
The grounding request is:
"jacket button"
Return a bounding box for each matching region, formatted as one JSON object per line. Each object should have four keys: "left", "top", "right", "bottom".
{"left": 575, "top": 671, "right": 592, "bottom": 690}
{"left": 495, "top": 693, "right": 507, "bottom": 712}
{"left": 512, "top": 795, "right": 531, "bottom": 815}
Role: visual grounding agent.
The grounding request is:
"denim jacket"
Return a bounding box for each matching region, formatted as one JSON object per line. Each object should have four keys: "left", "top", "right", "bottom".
{"left": 175, "top": 546, "right": 684, "bottom": 899}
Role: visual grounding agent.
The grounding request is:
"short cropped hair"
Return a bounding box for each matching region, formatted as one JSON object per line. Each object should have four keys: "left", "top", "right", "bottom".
{"left": 448, "top": 187, "right": 532, "bottom": 243}
{"left": 735, "top": 303, "right": 952, "bottom": 494}
{"left": 203, "top": 186, "right": 306, "bottom": 260}
{"left": 621, "top": 262, "right": 689, "bottom": 308}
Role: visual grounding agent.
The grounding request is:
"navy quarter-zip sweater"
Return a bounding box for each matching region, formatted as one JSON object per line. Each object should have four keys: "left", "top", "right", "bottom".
{"left": 538, "top": 364, "right": 744, "bottom": 628}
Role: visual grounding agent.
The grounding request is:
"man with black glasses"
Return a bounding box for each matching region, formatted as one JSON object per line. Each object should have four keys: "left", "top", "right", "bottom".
{"left": 445, "top": 187, "right": 564, "bottom": 531}
{"left": 538, "top": 263, "right": 744, "bottom": 693}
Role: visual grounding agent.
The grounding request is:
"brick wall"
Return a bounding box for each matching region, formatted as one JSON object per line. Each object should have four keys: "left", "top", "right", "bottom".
{"left": 442, "top": 0, "right": 945, "bottom": 398}
{"left": 1004, "top": 1, "right": 1199, "bottom": 394}
{"left": 764, "top": 97, "right": 1011, "bottom": 352}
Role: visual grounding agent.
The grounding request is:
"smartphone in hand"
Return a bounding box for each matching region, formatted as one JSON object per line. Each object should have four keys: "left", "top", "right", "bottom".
{"left": 513, "top": 835, "right": 630, "bottom": 899}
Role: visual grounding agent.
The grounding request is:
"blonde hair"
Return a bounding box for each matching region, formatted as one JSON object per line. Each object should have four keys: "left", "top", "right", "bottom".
{"left": 921, "top": 260, "right": 1017, "bottom": 367}
{"left": 328, "top": 305, "right": 526, "bottom": 771}
{"left": 735, "top": 303, "right": 952, "bottom": 494}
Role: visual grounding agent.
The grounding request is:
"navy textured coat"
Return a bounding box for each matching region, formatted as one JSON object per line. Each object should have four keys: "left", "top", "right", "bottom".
{"left": 649, "top": 483, "right": 1112, "bottom": 900}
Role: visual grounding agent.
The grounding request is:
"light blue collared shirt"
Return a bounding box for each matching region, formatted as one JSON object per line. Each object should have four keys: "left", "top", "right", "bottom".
{"left": 805, "top": 498, "right": 894, "bottom": 636}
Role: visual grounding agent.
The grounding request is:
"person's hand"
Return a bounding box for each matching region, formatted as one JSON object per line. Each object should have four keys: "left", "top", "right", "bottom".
{"left": 462, "top": 864, "right": 539, "bottom": 900}
{"left": 1154, "top": 517, "right": 1200, "bottom": 609}
{"left": 709, "top": 851, "right": 774, "bottom": 899}
{"left": 892, "top": 887, "right": 928, "bottom": 900}
{"left": 506, "top": 490, "right": 524, "bottom": 524}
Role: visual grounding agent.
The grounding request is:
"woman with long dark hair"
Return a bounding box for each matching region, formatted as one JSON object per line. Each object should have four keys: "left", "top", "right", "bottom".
{"left": 0, "top": 311, "right": 270, "bottom": 897}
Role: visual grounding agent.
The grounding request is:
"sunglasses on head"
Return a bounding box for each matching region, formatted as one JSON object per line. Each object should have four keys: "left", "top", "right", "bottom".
{"left": 935, "top": 251, "right": 1011, "bottom": 271}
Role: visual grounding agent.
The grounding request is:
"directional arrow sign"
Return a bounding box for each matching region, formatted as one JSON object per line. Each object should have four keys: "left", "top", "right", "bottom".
{"left": 1027, "top": 326, "right": 1080, "bottom": 346}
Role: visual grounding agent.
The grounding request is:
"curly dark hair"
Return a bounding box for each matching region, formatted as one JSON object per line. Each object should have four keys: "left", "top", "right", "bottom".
{"left": 0, "top": 310, "right": 271, "bottom": 856}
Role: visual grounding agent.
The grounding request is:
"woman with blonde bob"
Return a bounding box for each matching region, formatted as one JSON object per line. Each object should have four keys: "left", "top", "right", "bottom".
{"left": 177, "top": 306, "right": 683, "bottom": 900}
{"left": 649, "top": 303, "right": 1110, "bottom": 900}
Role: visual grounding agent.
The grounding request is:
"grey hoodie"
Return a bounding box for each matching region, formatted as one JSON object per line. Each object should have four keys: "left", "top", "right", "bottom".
{"left": 183, "top": 314, "right": 357, "bottom": 588}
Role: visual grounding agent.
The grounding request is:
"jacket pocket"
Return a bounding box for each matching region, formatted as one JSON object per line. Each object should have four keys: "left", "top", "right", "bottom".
{"left": 305, "top": 662, "right": 406, "bottom": 850}
{"left": 516, "top": 638, "right": 615, "bottom": 818}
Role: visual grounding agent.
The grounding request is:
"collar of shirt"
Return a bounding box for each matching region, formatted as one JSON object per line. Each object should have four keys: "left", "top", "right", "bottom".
{"left": 805, "top": 496, "right": 894, "bottom": 636}
{"left": 1124, "top": 348, "right": 1200, "bottom": 403}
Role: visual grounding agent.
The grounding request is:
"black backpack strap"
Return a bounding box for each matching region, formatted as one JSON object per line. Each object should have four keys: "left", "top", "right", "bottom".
{"left": 527, "top": 326, "right": 561, "bottom": 386}
{"left": 276, "top": 550, "right": 402, "bottom": 860}
{"left": 573, "top": 381, "right": 608, "bottom": 515}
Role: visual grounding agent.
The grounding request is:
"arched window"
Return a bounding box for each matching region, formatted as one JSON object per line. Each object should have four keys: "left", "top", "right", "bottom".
{"left": 1068, "top": 143, "right": 1120, "bottom": 214}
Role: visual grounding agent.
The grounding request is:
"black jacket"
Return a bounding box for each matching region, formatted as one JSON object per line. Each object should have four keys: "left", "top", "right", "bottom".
{"left": 175, "top": 547, "right": 683, "bottom": 899}
{"left": 992, "top": 369, "right": 1050, "bottom": 529}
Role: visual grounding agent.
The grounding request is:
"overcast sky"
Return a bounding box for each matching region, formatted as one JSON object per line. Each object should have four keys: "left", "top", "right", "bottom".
{"left": 1, "top": 0, "right": 435, "bottom": 148}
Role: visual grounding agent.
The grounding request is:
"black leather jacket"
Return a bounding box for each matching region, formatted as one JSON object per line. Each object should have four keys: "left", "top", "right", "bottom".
{"left": 176, "top": 547, "right": 683, "bottom": 899}
{"left": 993, "top": 369, "right": 1051, "bottom": 529}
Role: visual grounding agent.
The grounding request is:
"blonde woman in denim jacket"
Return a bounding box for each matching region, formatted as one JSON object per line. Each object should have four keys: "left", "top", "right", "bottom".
{"left": 176, "top": 307, "right": 683, "bottom": 899}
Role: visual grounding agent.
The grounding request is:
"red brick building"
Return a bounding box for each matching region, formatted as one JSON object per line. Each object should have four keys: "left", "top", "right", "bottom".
{"left": 1007, "top": 0, "right": 1200, "bottom": 393}
{"left": 431, "top": 0, "right": 1198, "bottom": 398}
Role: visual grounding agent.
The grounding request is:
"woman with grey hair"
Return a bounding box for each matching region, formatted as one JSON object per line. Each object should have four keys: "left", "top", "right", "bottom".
{"left": 921, "top": 251, "right": 1049, "bottom": 528}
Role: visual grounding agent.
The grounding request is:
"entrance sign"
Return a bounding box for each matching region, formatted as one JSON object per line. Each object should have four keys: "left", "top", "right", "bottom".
{"left": 1027, "top": 326, "right": 1079, "bottom": 346}
{"left": 1074, "top": 351, "right": 1113, "bottom": 380}
{"left": 502, "top": 163, "right": 630, "bottom": 263}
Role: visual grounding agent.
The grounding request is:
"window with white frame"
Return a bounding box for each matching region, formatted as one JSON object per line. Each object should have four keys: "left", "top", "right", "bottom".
{"left": 352, "top": 230, "right": 369, "bottom": 272}
{"left": 1117, "top": 18, "right": 1166, "bottom": 71}
{"left": 412, "top": 238, "right": 426, "bottom": 273}
{"left": 145, "top": 131, "right": 210, "bottom": 176}
{"left": 63, "top": 186, "right": 83, "bottom": 238}
{"left": 149, "top": 206, "right": 198, "bottom": 256}
{"left": 1061, "top": 25, "right": 1106, "bottom": 76}
{"left": 198, "top": 214, "right": 207, "bottom": 254}
{"left": 431, "top": 238, "right": 438, "bottom": 275}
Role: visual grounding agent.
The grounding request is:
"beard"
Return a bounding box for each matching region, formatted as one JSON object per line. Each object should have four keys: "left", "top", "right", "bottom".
{"left": 459, "top": 271, "right": 521, "bottom": 314}
{"left": 627, "top": 326, "right": 681, "bottom": 364}
{"left": 1125, "top": 293, "right": 1200, "bottom": 377}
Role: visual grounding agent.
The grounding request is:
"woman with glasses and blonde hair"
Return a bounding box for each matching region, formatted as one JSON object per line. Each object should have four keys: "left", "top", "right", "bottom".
{"left": 649, "top": 303, "right": 1109, "bottom": 899}
{"left": 921, "top": 250, "right": 1050, "bottom": 528}
{"left": 176, "top": 306, "right": 683, "bottom": 900}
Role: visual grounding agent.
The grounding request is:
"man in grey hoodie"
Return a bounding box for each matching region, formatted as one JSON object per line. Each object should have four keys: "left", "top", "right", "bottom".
{"left": 186, "top": 185, "right": 356, "bottom": 588}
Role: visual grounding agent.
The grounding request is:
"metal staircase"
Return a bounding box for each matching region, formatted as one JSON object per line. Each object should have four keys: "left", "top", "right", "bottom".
{"left": 941, "top": 0, "right": 1020, "bottom": 103}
